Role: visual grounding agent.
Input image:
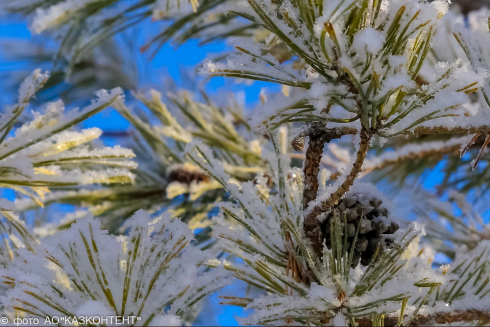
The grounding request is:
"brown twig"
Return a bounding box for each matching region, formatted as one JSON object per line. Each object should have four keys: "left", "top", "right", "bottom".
{"left": 291, "top": 126, "right": 359, "bottom": 151}
{"left": 302, "top": 125, "right": 330, "bottom": 208}
{"left": 304, "top": 128, "right": 371, "bottom": 254}
{"left": 301, "top": 126, "right": 330, "bottom": 257}
{"left": 289, "top": 153, "right": 339, "bottom": 170}
{"left": 355, "top": 309, "right": 490, "bottom": 326}
{"left": 411, "top": 125, "right": 490, "bottom": 136}
{"left": 321, "top": 125, "right": 490, "bottom": 138}
{"left": 461, "top": 133, "right": 482, "bottom": 157}
{"left": 300, "top": 125, "right": 359, "bottom": 256}
{"left": 473, "top": 134, "right": 490, "bottom": 170}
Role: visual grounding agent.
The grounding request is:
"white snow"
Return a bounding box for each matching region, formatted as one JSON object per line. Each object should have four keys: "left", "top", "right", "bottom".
{"left": 352, "top": 27, "right": 386, "bottom": 55}
{"left": 149, "top": 315, "right": 182, "bottom": 326}
{"left": 30, "top": 0, "right": 101, "bottom": 34}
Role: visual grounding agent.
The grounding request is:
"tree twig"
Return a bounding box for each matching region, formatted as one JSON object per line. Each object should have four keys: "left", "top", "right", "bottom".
{"left": 355, "top": 309, "right": 490, "bottom": 326}
{"left": 304, "top": 128, "right": 371, "bottom": 237}
{"left": 411, "top": 125, "right": 490, "bottom": 136}
{"left": 303, "top": 127, "right": 371, "bottom": 256}
{"left": 302, "top": 125, "right": 331, "bottom": 208}
{"left": 298, "top": 125, "right": 358, "bottom": 257}
{"left": 292, "top": 126, "right": 359, "bottom": 151}
{"left": 301, "top": 124, "right": 330, "bottom": 257}
{"left": 317, "top": 125, "right": 490, "bottom": 138}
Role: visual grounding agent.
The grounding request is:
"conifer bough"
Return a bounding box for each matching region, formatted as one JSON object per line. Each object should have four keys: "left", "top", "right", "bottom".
{"left": 196, "top": 0, "right": 490, "bottom": 325}
{"left": 6, "top": 0, "right": 490, "bottom": 326}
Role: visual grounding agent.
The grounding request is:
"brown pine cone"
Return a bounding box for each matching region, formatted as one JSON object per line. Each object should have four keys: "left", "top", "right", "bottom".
{"left": 166, "top": 164, "right": 209, "bottom": 185}
{"left": 321, "top": 193, "right": 399, "bottom": 268}
{"left": 291, "top": 135, "right": 306, "bottom": 151}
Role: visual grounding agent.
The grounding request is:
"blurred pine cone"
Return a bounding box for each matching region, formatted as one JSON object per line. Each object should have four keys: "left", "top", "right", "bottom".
{"left": 451, "top": 0, "right": 490, "bottom": 15}
{"left": 321, "top": 193, "right": 399, "bottom": 268}
{"left": 166, "top": 164, "right": 210, "bottom": 185}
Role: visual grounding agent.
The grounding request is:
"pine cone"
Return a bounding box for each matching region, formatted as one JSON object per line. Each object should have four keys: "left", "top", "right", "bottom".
{"left": 291, "top": 135, "right": 305, "bottom": 151}
{"left": 166, "top": 165, "right": 210, "bottom": 185}
{"left": 321, "top": 193, "right": 399, "bottom": 268}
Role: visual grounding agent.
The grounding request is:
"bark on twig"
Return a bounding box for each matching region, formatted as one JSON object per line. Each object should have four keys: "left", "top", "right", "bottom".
{"left": 304, "top": 128, "right": 371, "bottom": 248}
{"left": 292, "top": 126, "right": 358, "bottom": 151}
{"left": 302, "top": 126, "right": 329, "bottom": 257}
{"left": 411, "top": 125, "right": 490, "bottom": 136}
{"left": 300, "top": 125, "right": 359, "bottom": 256}
{"left": 316, "top": 125, "right": 490, "bottom": 138}
{"left": 355, "top": 309, "right": 490, "bottom": 326}
{"left": 302, "top": 127, "right": 329, "bottom": 208}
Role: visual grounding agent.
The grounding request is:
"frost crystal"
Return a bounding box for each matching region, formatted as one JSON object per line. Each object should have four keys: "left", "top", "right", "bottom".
{"left": 30, "top": 0, "right": 101, "bottom": 34}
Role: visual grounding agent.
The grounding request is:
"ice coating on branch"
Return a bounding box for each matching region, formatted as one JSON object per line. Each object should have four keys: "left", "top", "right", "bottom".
{"left": 247, "top": 92, "right": 310, "bottom": 132}
{"left": 200, "top": 38, "right": 309, "bottom": 91}
{"left": 362, "top": 136, "right": 472, "bottom": 176}
{"left": 374, "top": 74, "right": 416, "bottom": 102}
{"left": 17, "top": 69, "right": 50, "bottom": 105}
{"left": 0, "top": 69, "right": 50, "bottom": 133}
{"left": 246, "top": 82, "right": 353, "bottom": 132}
{"left": 383, "top": 61, "right": 486, "bottom": 136}
{"left": 41, "top": 144, "right": 136, "bottom": 162}
{"left": 0, "top": 88, "right": 122, "bottom": 153}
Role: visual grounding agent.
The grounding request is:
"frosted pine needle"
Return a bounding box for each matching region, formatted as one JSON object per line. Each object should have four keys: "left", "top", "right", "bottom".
{"left": 0, "top": 210, "right": 231, "bottom": 325}
{"left": 0, "top": 71, "right": 135, "bottom": 210}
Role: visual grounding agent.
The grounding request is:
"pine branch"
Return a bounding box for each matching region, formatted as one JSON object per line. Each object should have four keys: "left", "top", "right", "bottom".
{"left": 302, "top": 125, "right": 357, "bottom": 207}
{"left": 1, "top": 211, "right": 231, "bottom": 324}
{"left": 303, "top": 127, "right": 371, "bottom": 256}
{"left": 305, "top": 128, "right": 371, "bottom": 224}
{"left": 411, "top": 125, "right": 490, "bottom": 136}
{"left": 302, "top": 135, "right": 325, "bottom": 204}
{"left": 301, "top": 127, "right": 328, "bottom": 257}
{"left": 356, "top": 309, "right": 490, "bottom": 326}
{"left": 361, "top": 138, "right": 464, "bottom": 177}
{"left": 300, "top": 125, "right": 359, "bottom": 256}
{"left": 292, "top": 126, "right": 359, "bottom": 152}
